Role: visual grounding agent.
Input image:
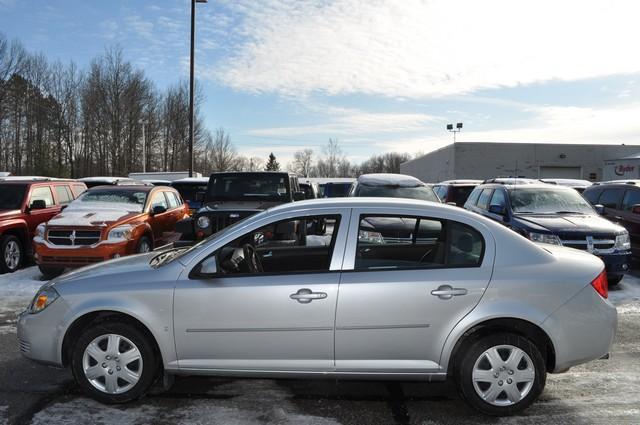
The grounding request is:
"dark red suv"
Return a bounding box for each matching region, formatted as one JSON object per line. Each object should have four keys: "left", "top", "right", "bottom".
{"left": 0, "top": 178, "right": 86, "bottom": 273}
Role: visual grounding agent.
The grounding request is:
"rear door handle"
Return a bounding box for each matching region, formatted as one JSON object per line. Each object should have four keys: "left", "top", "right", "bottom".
{"left": 262, "top": 251, "right": 273, "bottom": 258}
{"left": 431, "top": 285, "right": 467, "bottom": 300}
{"left": 290, "top": 288, "right": 327, "bottom": 303}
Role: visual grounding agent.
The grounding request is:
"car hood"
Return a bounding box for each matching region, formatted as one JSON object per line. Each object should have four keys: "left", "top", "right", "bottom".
{"left": 51, "top": 251, "right": 159, "bottom": 289}
{"left": 513, "top": 214, "right": 625, "bottom": 234}
{"left": 0, "top": 209, "right": 22, "bottom": 221}
{"left": 47, "top": 207, "right": 141, "bottom": 228}
{"left": 201, "top": 200, "right": 281, "bottom": 212}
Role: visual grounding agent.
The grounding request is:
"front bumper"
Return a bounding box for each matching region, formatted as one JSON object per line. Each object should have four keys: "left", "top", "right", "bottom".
{"left": 17, "top": 297, "right": 70, "bottom": 367}
{"left": 542, "top": 284, "right": 617, "bottom": 372}
{"left": 34, "top": 239, "right": 136, "bottom": 268}
{"left": 599, "top": 251, "right": 631, "bottom": 275}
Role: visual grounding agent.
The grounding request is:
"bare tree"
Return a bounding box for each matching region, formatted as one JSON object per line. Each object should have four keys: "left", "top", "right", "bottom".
{"left": 290, "top": 148, "right": 314, "bottom": 177}
{"left": 205, "top": 127, "right": 236, "bottom": 172}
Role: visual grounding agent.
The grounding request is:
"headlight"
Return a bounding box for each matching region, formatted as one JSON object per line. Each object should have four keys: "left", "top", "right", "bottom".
{"left": 358, "top": 230, "right": 384, "bottom": 244}
{"left": 197, "top": 215, "right": 211, "bottom": 229}
{"left": 107, "top": 225, "right": 133, "bottom": 242}
{"left": 29, "top": 285, "right": 59, "bottom": 314}
{"left": 35, "top": 224, "right": 46, "bottom": 238}
{"left": 615, "top": 232, "right": 631, "bottom": 251}
{"left": 529, "top": 232, "right": 563, "bottom": 245}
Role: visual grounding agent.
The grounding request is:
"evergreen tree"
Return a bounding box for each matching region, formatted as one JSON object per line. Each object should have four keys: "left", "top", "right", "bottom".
{"left": 265, "top": 152, "right": 280, "bottom": 171}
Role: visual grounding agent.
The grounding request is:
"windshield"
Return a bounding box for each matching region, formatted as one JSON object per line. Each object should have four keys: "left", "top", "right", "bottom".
{"left": 206, "top": 174, "right": 290, "bottom": 202}
{"left": 0, "top": 184, "right": 27, "bottom": 210}
{"left": 173, "top": 183, "right": 207, "bottom": 201}
{"left": 509, "top": 188, "right": 595, "bottom": 214}
{"left": 71, "top": 189, "right": 149, "bottom": 212}
{"left": 355, "top": 184, "right": 439, "bottom": 202}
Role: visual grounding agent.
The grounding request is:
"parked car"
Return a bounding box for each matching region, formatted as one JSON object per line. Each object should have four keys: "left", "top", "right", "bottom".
{"left": 482, "top": 177, "right": 539, "bottom": 185}
{"left": 78, "top": 177, "right": 142, "bottom": 188}
{"left": 583, "top": 181, "right": 640, "bottom": 258}
{"left": 170, "top": 177, "right": 209, "bottom": 214}
{"left": 0, "top": 178, "right": 86, "bottom": 273}
{"left": 33, "top": 184, "right": 189, "bottom": 278}
{"left": 18, "top": 198, "right": 616, "bottom": 416}
{"left": 433, "top": 180, "right": 482, "bottom": 206}
{"left": 465, "top": 182, "right": 630, "bottom": 284}
{"left": 349, "top": 173, "right": 440, "bottom": 202}
{"left": 177, "top": 172, "right": 305, "bottom": 241}
{"left": 539, "top": 178, "right": 593, "bottom": 193}
{"left": 299, "top": 180, "right": 320, "bottom": 199}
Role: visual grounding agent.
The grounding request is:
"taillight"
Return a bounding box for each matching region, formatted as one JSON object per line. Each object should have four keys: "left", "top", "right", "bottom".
{"left": 590, "top": 270, "right": 608, "bottom": 299}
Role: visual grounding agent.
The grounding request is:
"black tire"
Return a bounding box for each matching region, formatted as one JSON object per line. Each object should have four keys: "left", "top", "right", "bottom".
{"left": 71, "top": 321, "right": 158, "bottom": 403}
{"left": 607, "top": 274, "right": 623, "bottom": 286}
{"left": 454, "top": 332, "right": 546, "bottom": 416}
{"left": 136, "top": 236, "right": 153, "bottom": 254}
{"left": 0, "top": 234, "right": 23, "bottom": 273}
{"left": 38, "top": 265, "right": 65, "bottom": 280}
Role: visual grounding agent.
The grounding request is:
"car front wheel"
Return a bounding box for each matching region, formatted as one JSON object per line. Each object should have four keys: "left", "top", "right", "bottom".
{"left": 71, "top": 322, "right": 158, "bottom": 403}
{"left": 455, "top": 332, "right": 546, "bottom": 416}
{"left": 0, "top": 234, "right": 23, "bottom": 273}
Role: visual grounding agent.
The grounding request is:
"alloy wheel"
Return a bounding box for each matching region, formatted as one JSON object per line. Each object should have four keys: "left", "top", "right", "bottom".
{"left": 471, "top": 344, "right": 535, "bottom": 406}
{"left": 82, "top": 334, "right": 143, "bottom": 394}
{"left": 4, "top": 240, "right": 21, "bottom": 270}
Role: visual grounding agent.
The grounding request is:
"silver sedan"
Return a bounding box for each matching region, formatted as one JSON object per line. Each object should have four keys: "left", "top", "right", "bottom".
{"left": 17, "top": 197, "right": 616, "bottom": 416}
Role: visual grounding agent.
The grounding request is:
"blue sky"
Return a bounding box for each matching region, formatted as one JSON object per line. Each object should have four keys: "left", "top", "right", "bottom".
{"left": 2, "top": 0, "right": 640, "bottom": 165}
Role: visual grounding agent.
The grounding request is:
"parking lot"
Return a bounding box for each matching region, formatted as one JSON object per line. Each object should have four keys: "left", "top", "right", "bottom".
{"left": 0, "top": 266, "right": 638, "bottom": 425}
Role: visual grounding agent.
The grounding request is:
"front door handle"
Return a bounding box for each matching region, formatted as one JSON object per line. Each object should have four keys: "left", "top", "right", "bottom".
{"left": 431, "top": 285, "right": 468, "bottom": 300}
{"left": 290, "top": 288, "right": 327, "bottom": 304}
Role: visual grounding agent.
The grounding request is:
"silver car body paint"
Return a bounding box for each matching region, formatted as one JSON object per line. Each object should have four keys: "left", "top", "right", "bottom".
{"left": 18, "top": 198, "right": 616, "bottom": 380}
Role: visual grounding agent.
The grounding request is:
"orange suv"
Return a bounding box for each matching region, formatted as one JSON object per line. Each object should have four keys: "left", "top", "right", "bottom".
{"left": 33, "top": 184, "right": 189, "bottom": 278}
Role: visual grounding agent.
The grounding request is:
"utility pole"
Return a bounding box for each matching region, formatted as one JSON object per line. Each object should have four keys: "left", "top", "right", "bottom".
{"left": 141, "top": 121, "right": 146, "bottom": 173}
{"left": 446, "top": 122, "right": 463, "bottom": 143}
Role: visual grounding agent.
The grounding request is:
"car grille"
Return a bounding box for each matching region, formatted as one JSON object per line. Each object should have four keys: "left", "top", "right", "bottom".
{"left": 558, "top": 233, "right": 616, "bottom": 253}
{"left": 18, "top": 338, "right": 31, "bottom": 353}
{"left": 209, "top": 211, "right": 255, "bottom": 232}
{"left": 41, "top": 256, "right": 103, "bottom": 264}
{"left": 47, "top": 229, "right": 101, "bottom": 246}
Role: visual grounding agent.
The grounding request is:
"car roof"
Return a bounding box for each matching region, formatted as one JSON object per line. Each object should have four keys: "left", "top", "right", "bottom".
{"left": 593, "top": 180, "right": 640, "bottom": 186}
{"left": 0, "top": 176, "right": 75, "bottom": 182}
{"left": 209, "top": 171, "right": 297, "bottom": 177}
{"left": 357, "top": 173, "right": 424, "bottom": 187}
{"left": 540, "top": 178, "right": 592, "bottom": 187}
{"left": 172, "top": 177, "right": 209, "bottom": 184}
{"left": 267, "top": 197, "right": 444, "bottom": 214}
{"left": 479, "top": 182, "right": 570, "bottom": 190}
{"left": 437, "top": 179, "right": 483, "bottom": 185}
{"left": 86, "top": 185, "right": 155, "bottom": 192}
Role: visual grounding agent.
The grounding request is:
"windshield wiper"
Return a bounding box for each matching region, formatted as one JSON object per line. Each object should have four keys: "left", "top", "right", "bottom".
{"left": 555, "top": 211, "right": 586, "bottom": 215}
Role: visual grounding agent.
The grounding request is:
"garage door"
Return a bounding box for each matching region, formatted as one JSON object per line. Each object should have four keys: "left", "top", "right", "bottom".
{"left": 539, "top": 166, "right": 582, "bottom": 179}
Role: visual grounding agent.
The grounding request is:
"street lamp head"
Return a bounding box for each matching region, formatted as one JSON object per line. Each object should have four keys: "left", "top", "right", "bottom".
{"left": 195, "top": 0, "right": 208, "bottom": 3}
{"left": 456, "top": 122, "right": 463, "bottom": 129}
{"left": 446, "top": 124, "right": 453, "bottom": 130}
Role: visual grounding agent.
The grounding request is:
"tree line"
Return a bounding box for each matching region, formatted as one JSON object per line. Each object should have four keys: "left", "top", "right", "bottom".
{"left": 0, "top": 33, "right": 413, "bottom": 178}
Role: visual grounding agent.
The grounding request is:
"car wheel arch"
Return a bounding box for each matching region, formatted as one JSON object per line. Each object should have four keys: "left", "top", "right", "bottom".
{"left": 445, "top": 317, "right": 556, "bottom": 377}
{"left": 1, "top": 223, "right": 29, "bottom": 247}
{"left": 61, "top": 310, "right": 164, "bottom": 370}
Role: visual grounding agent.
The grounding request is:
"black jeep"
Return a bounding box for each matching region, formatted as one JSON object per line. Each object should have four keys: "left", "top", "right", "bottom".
{"left": 177, "top": 172, "right": 305, "bottom": 240}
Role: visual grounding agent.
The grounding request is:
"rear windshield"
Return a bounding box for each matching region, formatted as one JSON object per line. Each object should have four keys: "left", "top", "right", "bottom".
{"left": 207, "top": 174, "right": 290, "bottom": 202}
{"left": 451, "top": 186, "right": 476, "bottom": 205}
{"left": 0, "top": 184, "right": 27, "bottom": 210}
{"left": 72, "top": 189, "right": 149, "bottom": 212}
{"left": 355, "top": 184, "right": 439, "bottom": 202}
{"left": 324, "top": 182, "right": 352, "bottom": 198}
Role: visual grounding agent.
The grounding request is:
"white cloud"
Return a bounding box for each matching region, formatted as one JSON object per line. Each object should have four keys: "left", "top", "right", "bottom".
{"left": 214, "top": 0, "right": 640, "bottom": 98}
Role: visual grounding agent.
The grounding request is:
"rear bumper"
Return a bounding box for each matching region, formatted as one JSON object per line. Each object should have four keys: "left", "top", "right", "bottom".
{"left": 600, "top": 251, "right": 631, "bottom": 275}
{"left": 34, "top": 239, "right": 136, "bottom": 267}
{"left": 542, "top": 284, "right": 617, "bottom": 372}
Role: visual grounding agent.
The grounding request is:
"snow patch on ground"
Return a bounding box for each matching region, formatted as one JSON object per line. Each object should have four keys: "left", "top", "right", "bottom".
{"left": 0, "top": 405, "right": 7, "bottom": 425}
{"left": 0, "top": 267, "right": 45, "bottom": 316}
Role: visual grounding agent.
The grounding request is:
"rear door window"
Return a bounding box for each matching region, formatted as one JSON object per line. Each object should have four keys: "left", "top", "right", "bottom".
{"left": 165, "top": 191, "right": 182, "bottom": 209}
{"left": 355, "top": 215, "right": 484, "bottom": 270}
{"left": 582, "top": 188, "right": 602, "bottom": 204}
{"left": 55, "top": 185, "right": 73, "bottom": 204}
{"left": 598, "top": 188, "right": 625, "bottom": 209}
{"left": 489, "top": 189, "right": 506, "bottom": 209}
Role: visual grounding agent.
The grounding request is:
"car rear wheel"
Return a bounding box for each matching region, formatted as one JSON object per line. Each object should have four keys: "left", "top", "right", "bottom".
{"left": 71, "top": 322, "right": 158, "bottom": 403}
{"left": 38, "top": 265, "right": 65, "bottom": 280}
{"left": 136, "top": 236, "right": 152, "bottom": 254}
{"left": 455, "top": 333, "right": 546, "bottom": 416}
{"left": 0, "top": 235, "right": 23, "bottom": 273}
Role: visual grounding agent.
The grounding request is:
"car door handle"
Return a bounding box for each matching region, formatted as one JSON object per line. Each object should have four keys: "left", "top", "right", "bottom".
{"left": 262, "top": 251, "right": 273, "bottom": 258}
{"left": 431, "top": 285, "right": 467, "bottom": 300}
{"left": 613, "top": 216, "right": 622, "bottom": 220}
{"left": 290, "top": 288, "right": 327, "bottom": 303}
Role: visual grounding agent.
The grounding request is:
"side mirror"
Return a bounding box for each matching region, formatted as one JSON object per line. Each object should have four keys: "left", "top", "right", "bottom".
{"left": 293, "top": 191, "right": 306, "bottom": 201}
{"left": 488, "top": 204, "right": 506, "bottom": 215}
{"left": 152, "top": 205, "right": 167, "bottom": 215}
{"left": 632, "top": 204, "right": 640, "bottom": 214}
{"left": 28, "top": 199, "right": 47, "bottom": 211}
{"left": 195, "top": 191, "right": 205, "bottom": 202}
{"left": 60, "top": 204, "right": 69, "bottom": 211}
{"left": 594, "top": 204, "right": 605, "bottom": 215}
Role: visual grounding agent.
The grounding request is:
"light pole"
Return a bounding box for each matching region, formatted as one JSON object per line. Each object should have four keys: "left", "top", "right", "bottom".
{"left": 189, "top": 0, "right": 207, "bottom": 177}
{"left": 446, "top": 122, "right": 463, "bottom": 143}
